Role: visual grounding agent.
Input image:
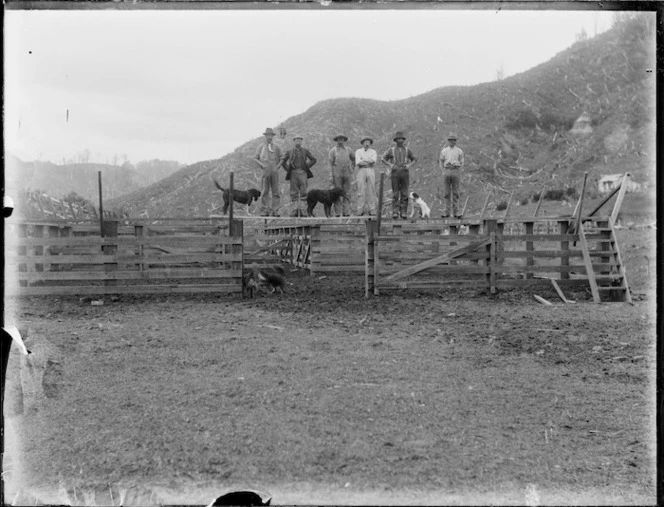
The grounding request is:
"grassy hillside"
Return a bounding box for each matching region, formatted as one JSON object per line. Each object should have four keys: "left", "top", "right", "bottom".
{"left": 107, "top": 15, "right": 655, "bottom": 220}
{"left": 5, "top": 155, "right": 182, "bottom": 203}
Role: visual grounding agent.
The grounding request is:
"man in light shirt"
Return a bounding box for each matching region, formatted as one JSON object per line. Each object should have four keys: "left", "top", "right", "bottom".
{"left": 253, "top": 127, "right": 283, "bottom": 217}
{"left": 438, "top": 133, "right": 465, "bottom": 218}
{"left": 354, "top": 137, "right": 378, "bottom": 216}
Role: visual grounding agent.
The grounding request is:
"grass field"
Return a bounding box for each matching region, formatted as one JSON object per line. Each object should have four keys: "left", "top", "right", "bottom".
{"left": 2, "top": 228, "right": 656, "bottom": 506}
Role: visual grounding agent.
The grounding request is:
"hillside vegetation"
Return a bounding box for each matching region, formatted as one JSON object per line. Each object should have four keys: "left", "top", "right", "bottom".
{"left": 104, "top": 15, "right": 653, "bottom": 220}
{"left": 5, "top": 155, "right": 183, "bottom": 204}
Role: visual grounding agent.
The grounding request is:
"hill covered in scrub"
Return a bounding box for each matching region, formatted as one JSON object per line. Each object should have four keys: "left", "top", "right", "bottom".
{"left": 108, "top": 15, "right": 655, "bottom": 221}
{"left": 6, "top": 155, "right": 183, "bottom": 203}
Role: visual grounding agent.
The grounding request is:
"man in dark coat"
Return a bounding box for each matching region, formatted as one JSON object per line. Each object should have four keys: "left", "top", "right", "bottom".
{"left": 278, "top": 134, "right": 317, "bottom": 217}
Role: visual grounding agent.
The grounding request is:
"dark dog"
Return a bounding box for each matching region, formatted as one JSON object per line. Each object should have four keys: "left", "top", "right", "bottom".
{"left": 306, "top": 187, "right": 345, "bottom": 217}
{"left": 214, "top": 178, "right": 261, "bottom": 215}
{"left": 244, "top": 265, "right": 286, "bottom": 297}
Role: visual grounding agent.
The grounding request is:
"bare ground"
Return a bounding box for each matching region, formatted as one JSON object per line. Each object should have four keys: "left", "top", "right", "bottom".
{"left": 2, "top": 229, "right": 656, "bottom": 505}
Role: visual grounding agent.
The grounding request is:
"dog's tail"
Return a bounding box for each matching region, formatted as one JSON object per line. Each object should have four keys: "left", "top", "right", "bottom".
{"left": 213, "top": 178, "right": 225, "bottom": 192}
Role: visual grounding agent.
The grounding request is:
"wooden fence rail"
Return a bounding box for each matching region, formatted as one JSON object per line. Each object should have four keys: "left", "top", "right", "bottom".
{"left": 5, "top": 220, "right": 243, "bottom": 296}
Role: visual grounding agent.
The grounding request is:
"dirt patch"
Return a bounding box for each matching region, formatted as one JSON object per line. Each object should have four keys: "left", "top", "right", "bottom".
{"left": 3, "top": 231, "right": 656, "bottom": 505}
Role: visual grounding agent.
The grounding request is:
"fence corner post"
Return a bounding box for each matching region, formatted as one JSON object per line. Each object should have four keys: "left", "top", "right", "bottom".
{"left": 229, "top": 218, "right": 243, "bottom": 297}
{"left": 365, "top": 219, "right": 376, "bottom": 298}
{"left": 484, "top": 219, "right": 497, "bottom": 294}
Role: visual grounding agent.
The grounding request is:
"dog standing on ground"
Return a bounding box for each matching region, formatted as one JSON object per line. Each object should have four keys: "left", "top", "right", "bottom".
{"left": 409, "top": 192, "right": 431, "bottom": 219}
{"left": 243, "top": 265, "right": 286, "bottom": 297}
{"left": 306, "top": 187, "right": 345, "bottom": 217}
{"left": 214, "top": 178, "right": 261, "bottom": 215}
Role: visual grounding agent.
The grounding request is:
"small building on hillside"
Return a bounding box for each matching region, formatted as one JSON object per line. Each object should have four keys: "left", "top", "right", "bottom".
{"left": 598, "top": 173, "right": 645, "bottom": 193}
{"left": 570, "top": 112, "right": 593, "bottom": 135}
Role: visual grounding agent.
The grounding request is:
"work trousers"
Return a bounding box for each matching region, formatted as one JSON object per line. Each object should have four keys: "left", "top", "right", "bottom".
{"left": 289, "top": 169, "right": 308, "bottom": 214}
{"left": 261, "top": 165, "right": 281, "bottom": 215}
{"left": 332, "top": 167, "right": 352, "bottom": 216}
{"left": 443, "top": 168, "right": 461, "bottom": 216}
{"left": 356, "top": 167, "right": 377, "bottom": 215}
{"left": 391, "top": 167, "right": 409, "bottom": 216}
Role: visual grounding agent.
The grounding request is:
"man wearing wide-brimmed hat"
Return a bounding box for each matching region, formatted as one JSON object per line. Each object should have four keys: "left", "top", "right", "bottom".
{"left": 438, "top": 132, "right": 465, "bottom": 218}
{"left": 252, "top": 127, "right": 283, "bottom": 216}
{"left": 381, "top": 131, "right": 417, "bottom": 219}
{"left": 328, "top": 134, "right": 356, "bottom": 217}
{"left": 354, "top": 136, "right": 378, "bottom": 216}
{"left": 278, "top": 134, "right": 317, "bottom": 217}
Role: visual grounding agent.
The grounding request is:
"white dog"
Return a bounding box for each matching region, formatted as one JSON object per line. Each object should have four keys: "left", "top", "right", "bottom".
{"left": 409, "top": 192, "right": 431, "bottom": 219}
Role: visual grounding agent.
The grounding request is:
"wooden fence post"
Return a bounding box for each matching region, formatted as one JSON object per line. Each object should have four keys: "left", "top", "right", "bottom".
{"left": 18, "top": 224, "right": 27, "bottom": 287}
{"left": 229, "top": 171, "right": 234, "bottom": 225}
{"left": 310, "top": 225, "right": 320, "bottom": 277}
{"left": 484, "top": 219, "right": 497, "bottom": 293}
{"left": 559, "top": 220, "right": 570, "bottom": 280}
{"left": 33, "top": 225, "right": 44, "bottom": 273}
{"left": 102, "top": 220, "right": 118, "bottom": 289}
{"left": 377, "top": 173, "right": 385, "bottom": 231}
{"left": 365, "top": 219, "right": 377, "bottom": 298}
{"left": 229, "top": 218, "right": 243, "bottom": 296}
{"left": 525, "top": 221, "right": 534, "bottom": 279}
{"left": 134, "top": 225, "right": 145, "bottom": 273}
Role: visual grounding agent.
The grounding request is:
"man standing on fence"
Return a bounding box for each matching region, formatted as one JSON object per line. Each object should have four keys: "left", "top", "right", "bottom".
{"left": 328, "top": 134, "right": 356, "bottom": 217}
{"left": 381, "top": 131, "right": 417, "bottom": 220}
{"left": 278, "top": 134, "right": 317, "bottom": 217}
{"left": 438, "top": 132, "right": 465, "bottom": 218}
{"left": 253, "top": 127, "right": 283, "bottom": 217}
{"left": 354, "top": 136, "right": 378, "bottom": 216}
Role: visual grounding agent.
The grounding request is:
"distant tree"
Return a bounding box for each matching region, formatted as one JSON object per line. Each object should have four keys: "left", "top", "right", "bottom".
{"left": 496, "top": 62, "right": 504, "bottom": 81}
{"left": 575, "top": 27, "right": 588, "bottom": 42}
{"left": 62, "top": 191, "right": 92, "bottom": 207}
{"left": 496, "top": 200, "right": 508, "bottom": 211}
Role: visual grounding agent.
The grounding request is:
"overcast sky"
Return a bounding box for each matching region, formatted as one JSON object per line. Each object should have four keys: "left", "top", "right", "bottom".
{"left": 4, "top": 8, "right": 617, "bottom": 166}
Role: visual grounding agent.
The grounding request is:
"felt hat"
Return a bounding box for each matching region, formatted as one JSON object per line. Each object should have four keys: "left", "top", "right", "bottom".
{"left": 333, "top": 134, "right": 348, "bottom": 142}
{"left": 263, "top": 127, "right": 276, "bottom": 136}
{"left": 360, "top": 137, "right": 374, "bottom": 145}
{"left": 447, "top": 133, "right": 458, "bottom": 140}
{"left": 292, "top": 134, "right": 304, "bottom": 140}
{"left": 393, "top": 131, "right": 406, "bottom": 141}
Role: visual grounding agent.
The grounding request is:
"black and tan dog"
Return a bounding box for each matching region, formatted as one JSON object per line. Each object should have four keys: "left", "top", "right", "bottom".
{"left": 306, "top": 187, "right": 345, "bottom": 218}
{"left": 214, "top": 178, "right": 261, "bottom": 215}
{"left": 243, "top": 265, "right": 286, "bottom": 297}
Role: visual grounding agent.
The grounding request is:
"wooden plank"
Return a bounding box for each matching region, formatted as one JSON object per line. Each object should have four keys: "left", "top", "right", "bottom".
{"left": 498, "top": 234, "right": 579, "bottom": 242}
{"left": 311, "top": 265, "right": 366, "bottom": 273}
{"left": 11, "top": 284, "right": 242, "bottom": 296}
{"left": 379, "top": 279, "right": 490, "bottom": 289}
{"left": 503, "top": 190, "right": 515, "bottom": 219}
{"left": 533, "top": 186, "right": 545, "bottom": 217}
{"left": 18, "top": 269, "right": 241, "bottom": 281}
{"left": 6, "top": 252, "right": 241, "bottom": 264}
{"left": 489, "top": 231, "right": 496, "bottom": 293}
{"left": 525, "top": 221, "right": 534, "bottom": 279}
{"left": 577, "top": 221, "right": 600, "bottom": 302}
{"left": 587, "top": 182, "right": 621, "bottom": 217}
{"left": 381, "top": 238, "right": 492, "bottom": 283}
{"left": 551, "top": 279, "right": 577, "bottom": 303}
{"left": 18, "top": 235, "right": 242, "bottom": 247}
{"left": 610, "top": 173, "right": 630, "bottom": 224}
{"left": 493, "top": 265, "right": 587, "bottom": 274}
{"left": 495, "top": 250, "right": 584, "bottom": 259}
{"left": 480, "top": 191, "right": 492, "bottom": 218}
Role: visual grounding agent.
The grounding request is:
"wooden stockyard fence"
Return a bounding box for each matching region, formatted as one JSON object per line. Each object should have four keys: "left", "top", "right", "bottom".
{"left": 6, "top": 173, "right": 632, "bottom": 302}
{"left": 5, "top": 218, "right": 244, "bottom": 296}
{"left": 5, "top": 214, "right": 631, "bottom": 302}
